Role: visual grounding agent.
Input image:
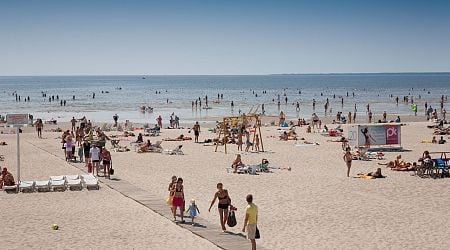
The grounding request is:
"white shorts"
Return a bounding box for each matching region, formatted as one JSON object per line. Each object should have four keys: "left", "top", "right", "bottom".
{"left": 247, "top": 224, "right": 257, "bottom": 240}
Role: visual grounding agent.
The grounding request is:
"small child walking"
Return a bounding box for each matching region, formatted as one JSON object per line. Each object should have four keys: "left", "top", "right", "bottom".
{"left": 78, "top": 146, "right": 84, "bottom": 163}
{"left": 187, "top": 199, "right": 200, "bottom": 226}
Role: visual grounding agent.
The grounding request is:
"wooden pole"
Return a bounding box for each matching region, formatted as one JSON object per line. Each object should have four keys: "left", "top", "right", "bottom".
{"left": 223, "top": 118, "right": 227, "bottom": 154}
{"left": 258, "top": 117, "right": 264, "bottom": 152}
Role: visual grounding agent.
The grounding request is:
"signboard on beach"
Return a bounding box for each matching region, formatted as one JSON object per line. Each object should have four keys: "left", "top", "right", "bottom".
{"left": 6, "top": 114, "right": 29, "bottom": 126}
{"left": 348, "top": 124, "right": 401, "bottom": 147}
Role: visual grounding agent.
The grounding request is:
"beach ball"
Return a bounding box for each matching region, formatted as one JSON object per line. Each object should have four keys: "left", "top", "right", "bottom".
{"left": 52, "top": 224, "right": 59, "bottom": 230}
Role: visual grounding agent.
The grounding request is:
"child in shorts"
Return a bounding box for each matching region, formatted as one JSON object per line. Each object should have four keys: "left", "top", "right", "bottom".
{"left": 78, "top": 146, "right": 84, "bottom": 163}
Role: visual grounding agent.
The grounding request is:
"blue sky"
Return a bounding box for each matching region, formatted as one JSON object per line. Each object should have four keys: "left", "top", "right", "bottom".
{"left": 1, "top": 0, "right": 449, "bottom": 75}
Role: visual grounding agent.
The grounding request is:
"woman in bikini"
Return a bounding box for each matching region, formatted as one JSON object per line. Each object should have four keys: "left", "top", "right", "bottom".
{"left": 167, "top": 175, "right": 177, "bottom": 212}
{"left": 171, "top": 177, "right": 185, "bottom": 223}
{"left": 208, "top": 183, "right": 232, "bottom": 232}
{"left": 343, "top": 147, "right": 353, "bottom": 177}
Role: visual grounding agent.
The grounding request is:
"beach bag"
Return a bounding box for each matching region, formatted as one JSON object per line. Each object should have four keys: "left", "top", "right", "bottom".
{"left": 255, "top": 226, "right": 260, "bottom": 239}
{"left": 109, "top": 167, "right": 114, "bottom": 175}
{"left": 227, "top": 211, "right": 237, "bottom": 227}
{"left": 166, "top": 195, "right": 173, "bottom": 206}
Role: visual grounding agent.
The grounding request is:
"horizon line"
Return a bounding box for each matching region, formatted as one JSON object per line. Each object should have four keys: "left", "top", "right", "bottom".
{"left": 1, "top": 71, "right": 450, "bottom": 77}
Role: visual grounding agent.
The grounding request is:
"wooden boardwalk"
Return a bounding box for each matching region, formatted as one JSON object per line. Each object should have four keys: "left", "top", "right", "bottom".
{"left": 27, "top": 140, "right": 260, "bottom": 250}
{"left": 100, "top": 177, "right": 258, "bottom": 250}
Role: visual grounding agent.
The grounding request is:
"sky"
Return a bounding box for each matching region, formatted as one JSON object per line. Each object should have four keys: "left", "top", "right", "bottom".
{"left": 1, "top": 0, "right": 450, "bottom": 75}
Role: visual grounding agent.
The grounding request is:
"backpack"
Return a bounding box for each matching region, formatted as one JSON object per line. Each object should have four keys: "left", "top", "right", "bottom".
{"left": 227, "top": 211, "right": 237, "bottom": 227}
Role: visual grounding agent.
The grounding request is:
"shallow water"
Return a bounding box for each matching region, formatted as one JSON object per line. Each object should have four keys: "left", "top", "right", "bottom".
{"left": 0, "top": 74, "right": 448, "bottom": 123}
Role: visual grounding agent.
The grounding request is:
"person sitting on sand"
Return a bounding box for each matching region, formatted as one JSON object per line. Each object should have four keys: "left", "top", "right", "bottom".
{"left": 394, "top": 155, "right": 407, "bottom": 168}
{"left": 232, "top": 154, "right": 244, "bottom": 173}
{"left": 438, "top": 136, "right": 446, "bottom": 144}
{"left": 139, "top": 139, "right": 152, "bottom": 152}
{"left": 357, "top": 168, "right": 385, "bottom": 179}
{"left": 136, "top": 133, "right": 143, "bottom": 143}
{"left": 287, "top": 129, "right": 297, "bottom": 140}
{"left": 280, "top": 131, "right": 288, "bottom": 141}
{"left": 432, "top": 136, "right": 437, "bottom": 144}
{"left": 0, "top": 167, "right": 15, "bottom": 188}
{"left": 177, "top": 134, "right": 185, "bottom": 140}
{"left": 367, "top": 168, "right": 385, "bottom": 178}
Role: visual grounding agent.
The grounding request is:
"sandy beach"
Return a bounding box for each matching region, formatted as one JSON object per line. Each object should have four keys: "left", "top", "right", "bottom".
{"left": 1, "top": 114, "right": 450, "bottom": 249}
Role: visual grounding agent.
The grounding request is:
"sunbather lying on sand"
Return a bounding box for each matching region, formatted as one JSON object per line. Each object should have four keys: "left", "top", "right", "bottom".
{"left": 356, "top": 168, "right": 385, "bottom": 179}
{"left": 0, "top": 142, "right": 7, "bottom": 145}
{"left": 391, "top": 162, "right": 416, "bottom": 171}
{"left": 164, "top": 134, "right": 192, "bottom": 141}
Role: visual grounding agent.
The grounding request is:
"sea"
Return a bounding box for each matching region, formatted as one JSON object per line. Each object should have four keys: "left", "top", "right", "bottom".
{"left": 0, "top": 74, "right": 449, "bottom": 124}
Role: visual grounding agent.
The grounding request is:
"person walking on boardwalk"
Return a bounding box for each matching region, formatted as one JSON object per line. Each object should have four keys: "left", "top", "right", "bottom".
{"left": 242, "top": 194, "right": 258, "bottom": 250}
{"left": 208, "top": 183, "right": 232, "bottom": 232}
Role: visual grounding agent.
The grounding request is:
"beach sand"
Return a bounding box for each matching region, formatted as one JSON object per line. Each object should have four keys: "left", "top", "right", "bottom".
{"left": 1, "top": 116, "right": 450, "bottom": 249}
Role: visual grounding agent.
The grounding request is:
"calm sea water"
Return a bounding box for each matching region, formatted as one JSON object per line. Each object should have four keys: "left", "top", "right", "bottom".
{"left": 0, "top": 74, "right": 449, "bottom": 124}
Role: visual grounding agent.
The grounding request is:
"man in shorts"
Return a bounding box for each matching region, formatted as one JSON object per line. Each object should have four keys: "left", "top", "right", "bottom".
{"left": 242, "top": 194, "right": 258, "bottom": 250}
{"left": 193, "top": 121, "right": 200, "bottom": 143}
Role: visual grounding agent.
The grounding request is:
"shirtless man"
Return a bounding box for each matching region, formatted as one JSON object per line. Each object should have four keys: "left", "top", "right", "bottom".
{"left": 193, "top": 121, "right": 200, "bottom": 143}
{"left": 0, "top": 168, "right": 15, "bottom": 188}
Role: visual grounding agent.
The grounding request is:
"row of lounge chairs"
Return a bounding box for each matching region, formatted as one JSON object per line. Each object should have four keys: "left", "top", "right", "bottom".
{"left": 3, "top": 174, "right": 99, "bottom": 193}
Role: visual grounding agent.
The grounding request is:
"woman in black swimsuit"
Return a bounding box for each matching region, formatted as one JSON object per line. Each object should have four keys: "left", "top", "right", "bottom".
{"left": 208, "top": 183, "right": 232, "bottom": 232}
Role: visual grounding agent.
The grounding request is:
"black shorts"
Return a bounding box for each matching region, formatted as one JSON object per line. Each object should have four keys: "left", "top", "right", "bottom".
{"left": 37, "top": 128, "right": 42, "bottom": 132}
{"left": 194, "top": 131, "right": 199, "bottom": 136}
{"left": 84, "top": 152, "right": 90, "bottom": 158}
{"left": 93, "top": 160, "right": 100, "bottom": 163}
{"left": 218, "top": 203, "right": 229, "bottom": 209}
{"left": 103, "top": 160, "right": 110, "bottom": 165}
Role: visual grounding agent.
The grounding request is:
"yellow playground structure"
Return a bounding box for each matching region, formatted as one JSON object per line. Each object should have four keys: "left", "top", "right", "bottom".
{"left": 214, "top": 105, "right": 264, "bottom": 154}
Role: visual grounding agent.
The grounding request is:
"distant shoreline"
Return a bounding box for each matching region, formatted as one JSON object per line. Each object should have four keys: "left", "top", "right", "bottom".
{"left": 1, "top": 72, "right": 450, "bottom": 77}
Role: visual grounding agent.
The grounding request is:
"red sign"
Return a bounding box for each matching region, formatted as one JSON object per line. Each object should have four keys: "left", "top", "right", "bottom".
{"left": 385, "top": 125, "right": 399, "bottom": 144}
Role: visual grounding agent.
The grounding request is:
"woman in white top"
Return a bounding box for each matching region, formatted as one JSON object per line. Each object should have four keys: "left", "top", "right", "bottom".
{"left": 90, "top": 144, "right": 101, "bottom": 176}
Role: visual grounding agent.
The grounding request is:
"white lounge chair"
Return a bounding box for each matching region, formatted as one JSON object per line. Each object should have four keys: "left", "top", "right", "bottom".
{"left": 67, "top": 179, "right": 82, "bottom": 191}
{"left": 81, "top": 174, "right": 99, "bottom": 190}
{"left": 65, "top": 175, "right": 80, "bottom": 181}
{"left": 65, "top": 175, "right": 82, "bottom": 190}
{"left": 35, "top": 180, "right": 51, "bottom": 192}
{"left": 50, "top": 175, "right": 65, "bottom": 181}
{"left": 3, "top": 185, "right": 17, "bottom": 193}
{"left": 19, "top": 181, "right": 35, "bottom": 193}
{"left": 51, "top": 179, "right": 66, "bottom": 191}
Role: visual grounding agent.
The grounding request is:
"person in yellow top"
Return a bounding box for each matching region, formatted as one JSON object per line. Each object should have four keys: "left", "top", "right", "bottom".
{"left": 242, "top": 194, "right": 258, "bottom": 250}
